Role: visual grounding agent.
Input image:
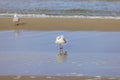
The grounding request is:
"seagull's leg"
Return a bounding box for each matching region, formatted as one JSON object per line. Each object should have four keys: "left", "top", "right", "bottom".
{"left": 17, "top": 19, "right": 20, "bottom": 25}
{"left": 61, "top": 45, "right": 64, "bottom": 53}
{"left": 59, "top": 44, "right": 61, "bottom": 53}
{"left": 16, "top": 22, "right": 19, "bottom": 25}
{"left": 59, "top": 44, "right": 64, "bottom": 53}
{"left": 15, "top": 22, "right": 18, "bottom": 26}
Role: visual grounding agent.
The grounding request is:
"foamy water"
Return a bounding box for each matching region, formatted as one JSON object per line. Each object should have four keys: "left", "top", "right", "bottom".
{"left": 1, "top": 13, "right": 120, "bottom": 19}
{"left": 0, "top": 0, "right": 120, "bottom": 17}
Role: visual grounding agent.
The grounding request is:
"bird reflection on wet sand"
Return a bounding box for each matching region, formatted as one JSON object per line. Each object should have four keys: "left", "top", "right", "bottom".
{"left": 14, "top": 27, "right": 20, "bottom": 37}
{"left": 57, "top": 51, "right": 67, "bottom": 63}
{"left": 13, "top": 23, "right": 25, "bottom": 37}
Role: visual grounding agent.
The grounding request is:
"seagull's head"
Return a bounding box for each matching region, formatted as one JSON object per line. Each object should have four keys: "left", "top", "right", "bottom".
{"left": 56, "top": 35, "right": 64, "bottom": 40}
{"left": 55, "top": 35, "right": 67, "bottom": 44}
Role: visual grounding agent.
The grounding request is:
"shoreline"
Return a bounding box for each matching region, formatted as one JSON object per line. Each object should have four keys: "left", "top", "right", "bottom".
{"left": 1, "top": 15, "right": 120, "bottom": 19}
{"left": 0, "top": 76, "right": 120, "bottom": 80}
{"left": 0, "top": 13, "right": 120, "bottom": 19}
{"left": 0, "top": 17, "right": 120, "bottom": 31}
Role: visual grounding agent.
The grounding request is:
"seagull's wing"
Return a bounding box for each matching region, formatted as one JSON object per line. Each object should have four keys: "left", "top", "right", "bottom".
{"left": 63, "top": 38, "right": 67, "bottom": 43}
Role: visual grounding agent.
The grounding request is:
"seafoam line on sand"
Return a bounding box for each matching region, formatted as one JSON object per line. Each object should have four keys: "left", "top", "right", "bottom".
{"left": 0, "top": 13, "right": 120, "bottom": 19}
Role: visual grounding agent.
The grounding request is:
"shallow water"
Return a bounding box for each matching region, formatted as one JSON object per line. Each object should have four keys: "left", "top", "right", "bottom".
{"left": 0, "top": 30, "right": 120, "bottom": 77}
{"left": 0, "top": 0, "right": 120, "bottom": 16}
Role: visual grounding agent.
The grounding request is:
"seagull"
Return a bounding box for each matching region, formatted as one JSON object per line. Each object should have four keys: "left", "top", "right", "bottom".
{"left": 13, "top": 13, "right": 20, "bottom": 25}
{"left": 55, "top": 35, "right": 67, "bottom": 53}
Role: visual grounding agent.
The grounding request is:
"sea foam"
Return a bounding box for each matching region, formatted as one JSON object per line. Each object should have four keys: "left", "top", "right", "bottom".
{"left": 0, "top": 13, "right": 120, "bottom": 19}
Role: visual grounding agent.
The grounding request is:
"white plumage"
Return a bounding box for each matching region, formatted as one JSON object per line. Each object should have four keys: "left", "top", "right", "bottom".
{"left": 13, "top": 13, "right": 20, "bottom": 25}
{"left": 55, "top": 35, "right": 67, "bottom": 53}
{"left": 55, "top": 35, "right": 66, "bottom": 45}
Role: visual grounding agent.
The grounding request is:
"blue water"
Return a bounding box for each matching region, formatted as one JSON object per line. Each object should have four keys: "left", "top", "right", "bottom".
{"left": 0, "top": 0, "right": 120, "bottom": 16}
{"left": 0, "top": 30, "right": 120, "bottom": 77}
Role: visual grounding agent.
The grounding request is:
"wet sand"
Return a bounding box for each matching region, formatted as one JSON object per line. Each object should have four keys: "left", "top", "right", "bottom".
{"left": 1, "top": 18, "right": 120, "bottom": 80}
{"left": 0, "top": 76, "right": 120, "bottom": 80}
{"left": 0, "top": 18, "right": 120, "bottom": 31}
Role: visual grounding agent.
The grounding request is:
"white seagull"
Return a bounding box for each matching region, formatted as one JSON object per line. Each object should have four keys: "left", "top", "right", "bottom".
{"left": 55, "top": 35, "right": 67, "bottom": 53}
{"left": 13, "top": 13, "right": 20, "bottom": 25}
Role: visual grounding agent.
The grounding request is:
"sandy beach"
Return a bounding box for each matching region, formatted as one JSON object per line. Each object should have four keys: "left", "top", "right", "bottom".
{"left": 1, "top": 0, "right": 120, "bottom": 79}
{"left": 1, "top": 18, "right": 120, "bottom": 80}
{"left": 0, "top": 76, "right": 120, "bottom": 80}
{"left": 0, "top": 18, "right": 120, "bottom": 31}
